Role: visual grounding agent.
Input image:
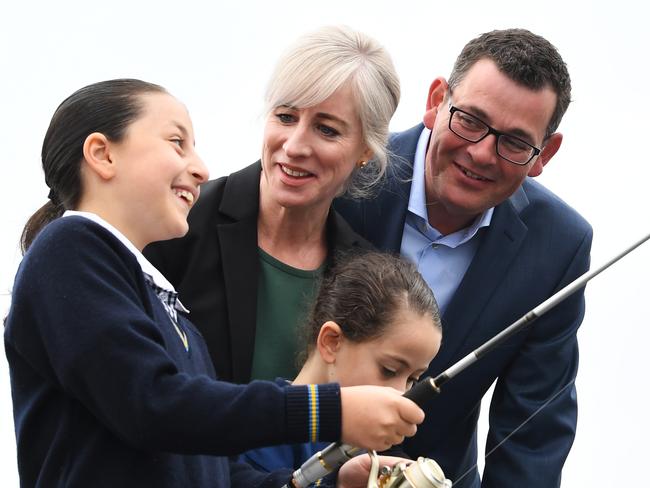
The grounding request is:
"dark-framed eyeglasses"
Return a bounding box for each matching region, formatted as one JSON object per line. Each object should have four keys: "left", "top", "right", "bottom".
{"left": 447, "top": 103, "right": 542, "bottom": 166}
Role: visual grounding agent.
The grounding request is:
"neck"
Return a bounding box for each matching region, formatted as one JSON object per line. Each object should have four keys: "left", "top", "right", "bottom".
{"left": 292, "top": 355, "right": 329, "bottom": 385}
{"left": 425, "top": 201, "right": 476, "bottom": 236}
{"left": 76, "top": 200, "right": 148, "bottom": 251}
{"left": 257, "top": 187, "right": 329, "bottom": 270}
{"left": 422, "top": 170, "right": 477, "bottom": 235}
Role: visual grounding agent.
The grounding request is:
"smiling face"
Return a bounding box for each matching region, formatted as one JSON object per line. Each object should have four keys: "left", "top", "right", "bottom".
{"left": 260, "top": 83, "right": 371, "bottom": 213}
{"left": 423, "top": 59, "right": 562, "bottom": 234}
{"left": 99, "top": 92, "right": 208, "bottom": 249}
{"left": 331, "top": 306, "right": 441, "bottom": 392}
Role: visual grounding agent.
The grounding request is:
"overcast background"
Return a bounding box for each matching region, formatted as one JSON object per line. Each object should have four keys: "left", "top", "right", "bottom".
{"left": 2, "top": 1, "right": 649, "bottom": 485}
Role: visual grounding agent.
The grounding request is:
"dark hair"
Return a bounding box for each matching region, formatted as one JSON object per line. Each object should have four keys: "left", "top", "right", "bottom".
{"left": 448, "top": 28, "right": 571, "bottom": 138}
{"left": 297, "top": 251, "right": 441, "bottom": 366}
{"left": 20, "top": 78, "right": 167, "bottom": 253}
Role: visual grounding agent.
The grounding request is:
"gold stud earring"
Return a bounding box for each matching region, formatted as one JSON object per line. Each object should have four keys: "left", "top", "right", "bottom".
{"left": 357, "top": 160, "right": 368, "bottom": 168}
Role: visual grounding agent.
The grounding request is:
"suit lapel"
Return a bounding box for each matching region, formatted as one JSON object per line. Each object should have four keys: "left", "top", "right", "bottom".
{"left": 430, "top": 188, "right": 529, "bottom": 371}
{"left": 366, "top": 124, "right": 423, "bottom": 251}
{"left": 217, "top": 163, "right": 261, "bottom": 382}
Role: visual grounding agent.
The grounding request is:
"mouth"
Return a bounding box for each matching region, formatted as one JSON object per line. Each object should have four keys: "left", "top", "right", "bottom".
{"left": 454, "top": 162, "right": 492, "bottom": 182}
{"left": 280, "top": 164, "right": 313, "bottom": 178}
{"left": 173, "top": 187, "right": 196, "bottom": 206}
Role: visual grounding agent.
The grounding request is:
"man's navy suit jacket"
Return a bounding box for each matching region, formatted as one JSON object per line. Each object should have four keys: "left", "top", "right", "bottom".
{"left": 334, "top": 124, "right": 593, "bottom": 487}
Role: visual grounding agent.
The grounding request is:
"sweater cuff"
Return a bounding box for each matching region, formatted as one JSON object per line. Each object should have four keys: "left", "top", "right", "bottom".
{"left": 285, "top": 383, "right": 341, "bottom": 443}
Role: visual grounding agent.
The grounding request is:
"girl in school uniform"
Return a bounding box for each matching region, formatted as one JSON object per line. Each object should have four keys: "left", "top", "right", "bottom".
{"left": 239, "top": 250, "right": 443, "bottom": 472}
{"left": 4, "top": 79, "right": 422, "bottom": 488}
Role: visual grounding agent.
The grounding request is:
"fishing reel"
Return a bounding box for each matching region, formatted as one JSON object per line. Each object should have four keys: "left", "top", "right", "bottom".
{"left": 367, "top": 451, "right": 452, "bottom": 488}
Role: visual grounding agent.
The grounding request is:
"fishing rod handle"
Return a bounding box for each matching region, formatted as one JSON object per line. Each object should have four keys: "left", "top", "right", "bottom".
{"left": 404, "top": 377, "right": 441, "bottom": 407}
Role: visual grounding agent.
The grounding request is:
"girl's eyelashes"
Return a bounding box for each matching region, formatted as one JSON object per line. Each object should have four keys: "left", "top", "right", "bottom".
{"left": 170, "top": 137, "right": 184, "bottom": 147}
{"left": 381, "top": 366, "right": 397, "bottom": 378}
{"left": 380, "top": 364, "right": 421, "bottom": 387}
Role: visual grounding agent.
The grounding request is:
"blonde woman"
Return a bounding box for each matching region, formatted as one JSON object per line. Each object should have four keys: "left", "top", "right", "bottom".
{"left": 145, "top": 26, "right": 401, "bottom": 387}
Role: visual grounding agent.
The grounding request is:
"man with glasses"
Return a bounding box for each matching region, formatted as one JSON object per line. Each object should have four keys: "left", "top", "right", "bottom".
{"left": 335, "top": 29, "right": 592, "bottom": 487}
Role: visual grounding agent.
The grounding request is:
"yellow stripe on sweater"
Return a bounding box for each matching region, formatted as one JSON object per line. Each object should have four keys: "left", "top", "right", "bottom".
{"left": 308, "top": 384, "right": 318, "bottom": 442}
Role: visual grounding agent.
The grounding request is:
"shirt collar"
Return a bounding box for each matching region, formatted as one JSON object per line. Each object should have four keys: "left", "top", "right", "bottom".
{"left": 406, "top": 126, "right": 494, "bottom": 245}
{"left": 62, "top": 210, "right": 189, "bottom": 312}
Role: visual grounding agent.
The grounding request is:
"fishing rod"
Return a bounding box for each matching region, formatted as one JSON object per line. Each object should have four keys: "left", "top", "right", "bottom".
{"left": 284, "top": 231, "right": 650, "bottom": 488}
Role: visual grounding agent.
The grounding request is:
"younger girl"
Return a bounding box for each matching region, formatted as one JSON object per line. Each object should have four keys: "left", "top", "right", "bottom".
{"left": 4, "top": 79, "right": 423, "bottom": 488}
{"left": 239, "top": 250, "right": 443, "bottom": 472}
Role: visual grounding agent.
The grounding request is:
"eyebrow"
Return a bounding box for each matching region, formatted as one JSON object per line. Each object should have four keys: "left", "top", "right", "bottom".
{"left": 171, "top": 121, "right": 189, "bottom": 136}
{"left": 462, "top": 104, "right": 537, "bottom": 144}
{"left": 315, "top": 112, "right": 350, "bottom": 130}
{"left": 384, "top": 354, "right": 412, "bottom": 370}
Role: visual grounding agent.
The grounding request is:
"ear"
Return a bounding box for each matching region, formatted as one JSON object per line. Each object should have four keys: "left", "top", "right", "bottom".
{"left": 422, "top": 77, "right": 449, "bottom": 129}
{"left": 82, "top": 132, "right": 117, "bottom": 180}
{"left": 316, "top": 321, "right": 344, "bottom": 364}
{"left": 359, "top": 146, "right": 374, "bottom": 165}
{"left": 528, "top": 132, "right": 562, "bottom": 177}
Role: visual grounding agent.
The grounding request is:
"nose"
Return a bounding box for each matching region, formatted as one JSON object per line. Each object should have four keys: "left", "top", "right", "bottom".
{"left": 467, "top": 133, "right": 499, "bottom": 166}
{"left": 282, "top": 124, "right": 312, "bottom": 159}
{"left": 189, "top": 151, "right": 209, "bottom": 183}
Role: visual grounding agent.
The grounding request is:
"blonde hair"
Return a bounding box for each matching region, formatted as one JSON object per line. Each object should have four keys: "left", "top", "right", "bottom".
{"left": 264, "top": 25, "right": 400, "bottom": 198}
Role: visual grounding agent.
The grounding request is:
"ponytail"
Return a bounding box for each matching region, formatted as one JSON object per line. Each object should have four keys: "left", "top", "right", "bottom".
{"left": 20, "top": 199, "right": 64, "bottom": 254}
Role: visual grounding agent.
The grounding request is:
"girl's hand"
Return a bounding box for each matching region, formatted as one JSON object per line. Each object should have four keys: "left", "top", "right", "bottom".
{"left": 340, "top": 385, "right": 424, "bottom": 451}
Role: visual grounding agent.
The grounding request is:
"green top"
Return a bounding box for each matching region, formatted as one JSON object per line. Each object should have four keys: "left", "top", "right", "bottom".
{"left": 250, "top": 248, "right": 324, "bottom": 381}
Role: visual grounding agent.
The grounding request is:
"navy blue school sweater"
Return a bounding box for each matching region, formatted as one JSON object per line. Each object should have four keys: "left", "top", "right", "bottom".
{"left": 238, "top": 378, "right": 330, "bottom": 472}
{"left": 4, "top": 216, "right": 341, "bottom": 487}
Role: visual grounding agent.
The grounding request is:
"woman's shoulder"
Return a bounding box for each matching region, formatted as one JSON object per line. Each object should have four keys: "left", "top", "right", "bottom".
{"left": 327, "top": 208, "right": 374, "bottom": 252}
{"left": 188, "top": 161, "right": 261, "bottom": 226}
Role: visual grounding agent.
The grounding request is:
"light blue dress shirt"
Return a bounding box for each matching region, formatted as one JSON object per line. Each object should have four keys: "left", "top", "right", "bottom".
{"left": 400, "top": 128, "right": 493, "bottom": 314}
